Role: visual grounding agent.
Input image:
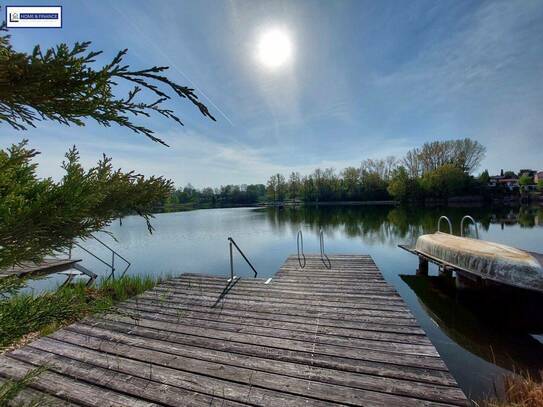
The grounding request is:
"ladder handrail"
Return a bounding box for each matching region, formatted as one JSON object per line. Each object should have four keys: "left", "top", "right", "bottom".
{"left": 437, "top": 216, "right": 453, "bottom": 234}
{"left": 71, "top": 234, "right": 131, "bottom": 280}
{"left": 319, "top": 229, "right": 332, "bottom": 269}
{"left": 228, "top": 237, "right": 258, "bottom": 279}
{"left": 297, "top": 230, "right": 306, "bottom": 269}
{"left": 460, "top": 215, "right": 479, "bottom": 239}
{"left": 92, "top": 235, "right": 131, "bottom": 268}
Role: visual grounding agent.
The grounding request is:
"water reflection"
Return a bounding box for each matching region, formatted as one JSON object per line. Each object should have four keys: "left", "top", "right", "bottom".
{"left": 264, "top": 205, "right": 543, "bottom": 245}
{"left": 400, "top": 274, "right": 543, "bottom": 375}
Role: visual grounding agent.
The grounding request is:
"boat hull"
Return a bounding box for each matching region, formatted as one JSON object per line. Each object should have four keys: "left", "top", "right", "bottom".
{"left": 415, "top": 232, "right": 543, "bottom": 292}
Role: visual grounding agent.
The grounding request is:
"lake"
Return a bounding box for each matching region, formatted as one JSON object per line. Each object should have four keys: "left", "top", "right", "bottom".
{"left": 32, "top": 205, "right": 543, "bottom": 400}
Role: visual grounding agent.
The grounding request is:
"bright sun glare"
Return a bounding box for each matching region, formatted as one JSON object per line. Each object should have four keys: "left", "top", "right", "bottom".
{"left": 256, "top": 28, "right": 293, "bottom": 69}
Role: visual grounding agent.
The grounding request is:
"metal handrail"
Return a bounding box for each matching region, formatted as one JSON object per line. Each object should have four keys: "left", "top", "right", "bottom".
{"left": 460, "top": 215, "right": 479, "bottom": 239}
{"left": 319, "top": 229, "right": 332, "bottom": 269}
{"left": 71, "top": 234, "right": 130, "bottom": 280}
{"left": 92, "top": 235, "right": 131, "bottom": 268}
{"left": 297, "top": 230, "right": 306, "bottom": 269}
{"left": 437, "top": 216, "right": 453, "bottom": 234}
{"left": 228, "top": 237, "right": 257, "bottom": 280}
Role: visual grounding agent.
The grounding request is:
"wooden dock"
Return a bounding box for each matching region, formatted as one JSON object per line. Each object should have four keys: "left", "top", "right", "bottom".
{"left": 0, "top": 254, "right": 468, "bottom": 406}
{"left": 0, "top": 258, "right": 81, "bottom": 278}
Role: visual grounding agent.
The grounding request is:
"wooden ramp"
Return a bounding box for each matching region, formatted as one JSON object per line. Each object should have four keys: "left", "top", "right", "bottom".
{"left": 0, "top": 255, "right": 468, "bottom": 406}
{"left": 0, "top": 258, "right": 81, "bottom": 278}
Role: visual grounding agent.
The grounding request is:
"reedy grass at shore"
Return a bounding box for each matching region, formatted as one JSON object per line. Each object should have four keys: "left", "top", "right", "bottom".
{"left": 476, "top": 370, "right": 543, "bottom": 407}
{"left": 0, "top": 274, "right": 161, "bottom": 352}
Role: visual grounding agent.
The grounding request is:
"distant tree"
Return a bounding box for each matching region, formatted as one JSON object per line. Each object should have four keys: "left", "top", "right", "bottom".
{"left": 266, "top": 174, "right": 286, "bottom": 202}
{"left": 359, "top": 159, "right": 393, "bottom": 200}
{"left": 0, "top": 141, "right": 172, "bottom": 268}
{"left": 287, "top": 172, "right": 301, "bottom": 200}
{"left": 300, "top": 175, "right": 316, "bottom": 202}
{"left": 419, "top": 164, "right": 469, "bottom": 198}
{"left": 341, "top": 167, "right": 361, "bottom": 200}
{"left": 360, "top": 157, "right": 397, "bottom": 181}
{"left": 387, "top": 167, "right": 411, "bottom": 202}
{"left": 406, "top": 139, "right": 485, "bottom": 175}
{"left": 537, "top": 180, "right": 543, "bottom": 191}
{"left": 320, "top": 168, "right": 341, "bottom": 201}
{"left": 479, "top": 169, "right": 490, "bottom": 184}
{"left": 504, "top": 171, "right": 516, "bottom": 178}
{"left": 519, "top": 174, "right": 533, "bottom": 186}
{"left": 403, "top": 150, "right": 421, "bottom": 178}
{"left": 450, "top": 138, "right": 486, "bottom": 173}
{"left": 0, "top": 24, "right": 215, "bottom": 146}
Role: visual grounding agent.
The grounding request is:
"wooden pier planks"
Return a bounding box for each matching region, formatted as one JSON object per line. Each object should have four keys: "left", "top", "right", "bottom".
{"left": 0, "top": 254, "right": 468, "bottom": 406}
{"left": 0, "top": 258, "right": 81, "bottom": 278}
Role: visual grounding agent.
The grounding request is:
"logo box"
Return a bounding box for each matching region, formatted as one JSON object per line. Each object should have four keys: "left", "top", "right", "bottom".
{"left": 6, "top": 6, "right": 62, "bottom": 28}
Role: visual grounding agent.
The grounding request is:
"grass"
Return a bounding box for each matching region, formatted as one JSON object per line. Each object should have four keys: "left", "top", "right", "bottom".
{"left": 477, "top": 370, "right": 543, "bottom": 407}
{"left": 0, "top": 274, "right": 161, "bottom": 352}
{"left": 0, "top": 366, "right": 48, "bottom": 406}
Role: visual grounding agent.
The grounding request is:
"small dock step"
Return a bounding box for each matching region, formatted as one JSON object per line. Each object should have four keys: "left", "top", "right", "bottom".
{"left": 0, "top": 254, "right": 468, "bottom": 406}
{"left": 0, "top": 258, "right": 82, "bottom": 278}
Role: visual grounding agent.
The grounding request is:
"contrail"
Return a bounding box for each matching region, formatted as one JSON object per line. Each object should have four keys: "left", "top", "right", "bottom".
{"left": 110, "top": 3, "right": 234, "bottom": 126}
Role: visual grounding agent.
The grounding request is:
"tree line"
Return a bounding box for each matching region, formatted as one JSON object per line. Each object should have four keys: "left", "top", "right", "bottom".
{"left": 166, "top": 138, "right": 489, "bottom": 207}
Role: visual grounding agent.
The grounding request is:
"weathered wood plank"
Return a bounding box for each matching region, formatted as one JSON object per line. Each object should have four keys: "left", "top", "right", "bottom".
{"left": 164, "top": 278, "right": 400, "bottom": 296}
{"left": 120, "top": 300, "right": 428, "bottom": 338}
{"left": 74, "top": 320, "right": 457, "bottom": 386}
{"left": 46, "top": 330, "right": 467, "bottom": 406}
{"left": 0, "top": 356, "right": 159, "bottom": 407}
{"left": 11, "top": 344, "right": 348, "bottom": 407}
{"left": 154, "top": 283, "right": 404, "bottom": 305}
{"left": 2, "top": 254, "right": 467, "bottom": 405}
{"left": 154, "top": 283, "right": 406, "bottom": 306}
{"left": 101, "top": 310, "right": 438, "bottom": 356}
{"left": 117, "top": 302, "right": 433, "bottom": 345}
{"left": 147, "top": 287, "right": 415, "bottom": 315}
{"left": 6, "top": 348, "right": 247, "bottom": 407}
{"left": 96, "top": 314, "right": 447, "bottom": 369}
{"left": 0, "top": 258, "right": 81, "bottom": 278}
{"left": 0, "top": 376, "right": 79, "bottom": 406}
{"left": 134, "top": 291, "right": 420, "bottom": 324}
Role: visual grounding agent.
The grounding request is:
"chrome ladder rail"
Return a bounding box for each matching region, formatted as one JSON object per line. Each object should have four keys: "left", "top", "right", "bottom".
{"left": 460, "top": 215, "right": 479, "bottom": 239}
{"left": 319, "top": 229, "right": 332, "bottom": 269}
{"left": 437, "top": 216, "right": 453, "bottom": 234}
{"left": 228, "top": 237, "right": 258, "bottom": 281}
{"left": 212, "top": 237, "right": 258, "bottom": 308}
{"left": 297, "top": 230, "right": 306, "bottom": 269}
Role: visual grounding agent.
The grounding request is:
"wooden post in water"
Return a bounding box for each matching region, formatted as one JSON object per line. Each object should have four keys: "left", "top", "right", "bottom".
{"left": 439, "top": 265, "right": 453, "bottom": 277}
{"left": 417, "top": 256, "right": 429, "bottom": 276}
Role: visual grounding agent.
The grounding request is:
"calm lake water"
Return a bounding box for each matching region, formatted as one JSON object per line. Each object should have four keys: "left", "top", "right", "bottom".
{"left": 32, "top": 205, "right": 543, "bottom": 400}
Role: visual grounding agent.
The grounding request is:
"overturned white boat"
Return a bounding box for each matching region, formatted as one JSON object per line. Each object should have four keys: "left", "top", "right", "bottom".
{"left": 401, "top": 216, "right": 543, "bottom": 293}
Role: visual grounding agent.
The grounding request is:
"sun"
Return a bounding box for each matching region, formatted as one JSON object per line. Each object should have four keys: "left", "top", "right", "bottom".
{"left": 256, "top": 28, "right": 293, "bottom": 69}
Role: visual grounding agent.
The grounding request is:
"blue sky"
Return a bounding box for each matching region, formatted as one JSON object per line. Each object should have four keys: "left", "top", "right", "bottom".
{"left": 2, "top": 0, "right": 543, "bottom": 187}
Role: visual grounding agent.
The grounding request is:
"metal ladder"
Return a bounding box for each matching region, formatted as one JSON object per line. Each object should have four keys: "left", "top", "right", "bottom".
{"left": 437, "top": 215, "right": 479, "bottom": 239}
{"left": 227, "top": 237, "right": 258, "bottom": 282}
{"left": 212, "top": 237, "right": 258, "bottom": 307}
{"left": 296, "top": 229, "right": 331, "bottom": 269}
{"left": 69, "top": 234, "right": 131, "bottom": 281}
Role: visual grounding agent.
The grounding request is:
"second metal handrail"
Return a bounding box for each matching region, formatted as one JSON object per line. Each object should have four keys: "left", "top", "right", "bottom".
{"left": 297, "top": 230, "right": 306, "bottom": 268}
{"left": 437, "top": 216, "right": 453, "bottom": 234}
{"left": 228, "top": 237, "right": 258, "bottom": 280}
{"left": 71, "top": 234, "right": 131, "bottom": 280}
{"left": 319, "top": 229, "right": 332, "bottom": 269}
{"left": 460, "top": 215, "right": 479, "bottom": 239}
